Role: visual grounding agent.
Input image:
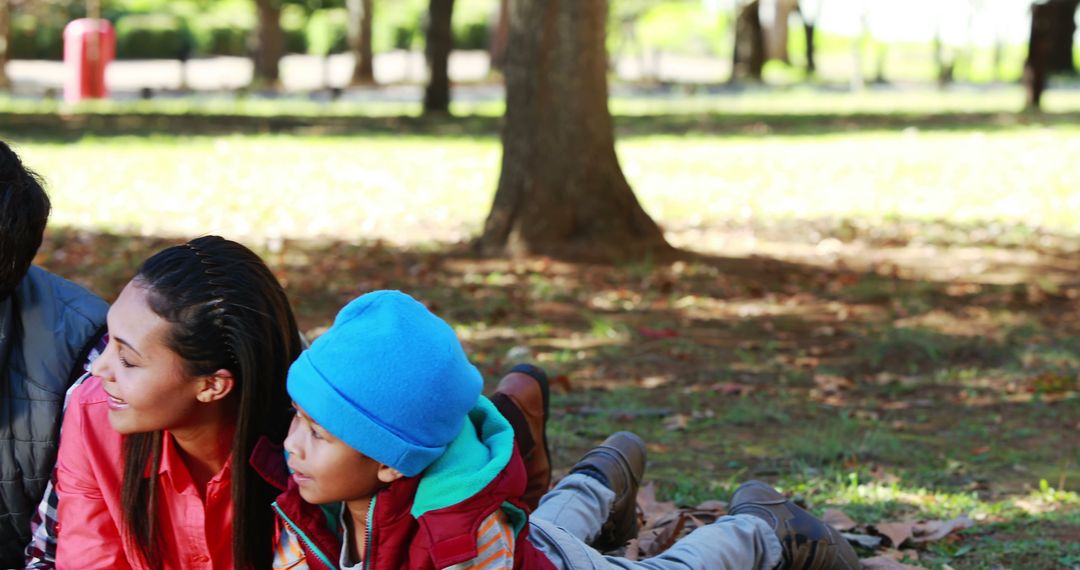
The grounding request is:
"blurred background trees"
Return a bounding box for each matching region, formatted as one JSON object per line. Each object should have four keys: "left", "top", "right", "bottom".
{"left": 0, "top": 0, "right": 1077, "bottom": 115}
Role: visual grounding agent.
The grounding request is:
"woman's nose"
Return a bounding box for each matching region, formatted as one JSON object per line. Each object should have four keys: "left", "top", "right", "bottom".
{"left": 90, "top": 341, "right": 113, "bottom": 379}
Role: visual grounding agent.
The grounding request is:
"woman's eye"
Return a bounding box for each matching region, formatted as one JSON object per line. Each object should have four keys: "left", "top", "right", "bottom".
{"left": 119, "top": 355, "right": 135, "bottom": 368}
{"left": 311, "top": 427, "right": 324, "bottom": 440}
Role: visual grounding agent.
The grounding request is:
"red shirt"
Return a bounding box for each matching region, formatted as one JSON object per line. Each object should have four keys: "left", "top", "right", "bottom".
{"left": 54, "top": 376, "right": 234, "bottom": 570}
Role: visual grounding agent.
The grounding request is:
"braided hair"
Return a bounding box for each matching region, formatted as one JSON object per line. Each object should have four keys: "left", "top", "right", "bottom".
{"left": 120, "top": 235, "right": 302, "bottom": 570}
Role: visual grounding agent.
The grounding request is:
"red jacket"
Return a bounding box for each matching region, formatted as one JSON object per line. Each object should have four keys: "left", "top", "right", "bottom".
{"left": 251, "top": 415, "right": 556, "bottom": 570}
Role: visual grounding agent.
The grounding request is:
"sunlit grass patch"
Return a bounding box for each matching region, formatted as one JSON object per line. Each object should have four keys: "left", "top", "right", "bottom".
{"left": 7, "top": 124, "right": 1080, "bottom": 249}
{"left": 783, "top": 473, "right": 1079, "bottom": 523}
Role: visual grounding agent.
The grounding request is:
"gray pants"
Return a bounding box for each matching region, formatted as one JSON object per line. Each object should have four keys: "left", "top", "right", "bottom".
{"left": 527, "top": 474, "right": 783, "bottom": 570}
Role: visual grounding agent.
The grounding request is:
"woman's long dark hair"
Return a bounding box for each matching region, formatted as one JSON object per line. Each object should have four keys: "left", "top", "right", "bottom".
{"left": 120, "top": 235, "right": 301, "bottom": 570}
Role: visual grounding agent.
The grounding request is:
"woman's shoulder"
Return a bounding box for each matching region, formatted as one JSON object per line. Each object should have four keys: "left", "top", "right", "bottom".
{"left": 55, "top": 376, "right": 124, "bottom": 485}
{"left": 70, "top": 375, "right": 110, "bottom": 407}
{"left": 63, "top": 376, "right": 119, "bottom": 445}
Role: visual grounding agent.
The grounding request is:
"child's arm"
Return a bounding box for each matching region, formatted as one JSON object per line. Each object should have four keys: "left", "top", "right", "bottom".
{"left": 445, "top": 510, "right": 516, "bottom": 570}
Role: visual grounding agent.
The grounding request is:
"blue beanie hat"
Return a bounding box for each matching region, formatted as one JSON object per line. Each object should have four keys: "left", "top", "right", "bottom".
{"left": 287, "top": 290, "right": 483, "bottom": 477}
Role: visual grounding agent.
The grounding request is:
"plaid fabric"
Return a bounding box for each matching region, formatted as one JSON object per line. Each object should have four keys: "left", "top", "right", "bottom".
{"left": 24, "top": 334, "right": 108, "bottom": 569}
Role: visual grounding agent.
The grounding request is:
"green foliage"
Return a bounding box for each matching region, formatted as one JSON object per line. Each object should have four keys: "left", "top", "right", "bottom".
{"left": 9, "top": 14, "right": 65, "bottom": 60}
{"left": 372, "top": 0, "right": 425, "bottom": 52}
{"left": 282, "top": 4, "right": 310, "bottom": 54}
{"left": 636, "top": 2, "right": 727, "bottom": 56}
{"left": 115, "top": 14, "right": 193, "bottom": 60}
{"left": 453, "top": 21, "right": 489, "bottom": 51}
{"left": 306, "top": 8, "right": 349, "bottom": 56}
{"left": 109, "top": 0, "right": 254, "bottom": 57}
{"left": 189, "top": 18, "right": 251, "bottom": 56}
{"left": 451, "top": 0, "right": 494, "bottom": 51}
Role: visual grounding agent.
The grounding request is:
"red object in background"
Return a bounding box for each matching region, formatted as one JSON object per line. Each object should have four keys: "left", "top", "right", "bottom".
{"left": 63, "top": 19, "right": 115, "bottom": 102}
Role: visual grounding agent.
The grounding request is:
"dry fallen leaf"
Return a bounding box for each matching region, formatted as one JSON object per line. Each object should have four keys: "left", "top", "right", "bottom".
{"left": 814, "top": 374, "right": 855, "bottom": 392}
{"left": 843, "top": 532, "right": 882, "bottom": 550}
{"left": 637, "top": 483, "right": 677, "bottom": 521}
{"left": 860, "top": 555, "right": 927, "bottom": 570}
{"left": 663, "top": 413, "right": 690, "bottom": 431}
{"left": 872, "top": 521, "right": 915, "bottom": 548}
{"left": 631, "top": 483, "right": 736, "bottom": 558}
{"left": 551, "top": 374, "right": 572, "bottom": 393}
{"left": 715, "top": 382, "right": 757, "bottom": 396}
{"left": 911, "top": 515, "right": 974, "bottom": 543}
{"left": 638, "top": 326, "right": 679, "bottom": 339}
{"left": 694, "top": 499, "right": 727, "bottom": 513}
{"left": 822, "top": 509, "right": 857, "bottom": 531}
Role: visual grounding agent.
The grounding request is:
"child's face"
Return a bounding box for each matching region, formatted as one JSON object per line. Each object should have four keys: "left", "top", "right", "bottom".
{"left": 284, "top": 403, "right": 401, "bottom": 505}
{"left": 92, "top": 281, "right": 210, "bottom": 435}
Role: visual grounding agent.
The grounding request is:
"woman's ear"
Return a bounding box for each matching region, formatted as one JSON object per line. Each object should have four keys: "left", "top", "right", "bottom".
{"left": 196, "top": 369, "right": 236, "bottom": 403}
{"left": 377, "top": 465, "right": 404, "bottom": 484}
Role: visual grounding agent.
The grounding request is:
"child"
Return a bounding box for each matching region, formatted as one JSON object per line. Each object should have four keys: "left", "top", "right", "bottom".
{"left": 268, "top": 289, "right": 551, "bottom": 569}
{"left": 268, "top": 290, "right": 860, "bottom": 570}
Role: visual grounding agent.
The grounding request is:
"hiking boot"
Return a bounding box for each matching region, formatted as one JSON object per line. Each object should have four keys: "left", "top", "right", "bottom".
{"left": 568, "top": 431, "right": 647, "bottom": 552}
{"left": 491, "top": 364, "right": 551, "bottom": 511}
{"left": 728, "top": 480, "right": 862, "bottom": 570}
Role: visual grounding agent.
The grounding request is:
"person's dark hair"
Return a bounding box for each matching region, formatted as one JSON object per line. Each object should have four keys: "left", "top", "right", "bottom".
{"left": 0, "top": 140, "right": 50, "bottom": 299}
{"left": 120, "top": 235, "right": 302, "bottom": 570}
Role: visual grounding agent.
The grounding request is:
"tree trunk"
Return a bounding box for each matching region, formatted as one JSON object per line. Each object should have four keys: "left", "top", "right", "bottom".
{"left": 992, "top": 38, "right": 1005, "bottom": 83}
{"left": 803, "top": 21, "right": 816, "bottom": 74}
{"left": 798, "top": 0, "right": 819, "bottom": 75}
{"left": 489, "top": 0, "right": 509, "bottom": 70}
{"left": 1048, "top": 0, "right": 1079, "bottom": 73}
{"left": 765, "top": 0, "right": 797, "bottom": 64}
{"left": 0, "top": 0, "right": 10, "bottom": 90}
{"left": 479, "top": 0, "right": 671, "bottom": 262}
{"left": 348, "top": 0, "right": 375, "bottom": 85}
{"left": 732, "top": 0, "right": 765, "bottom": 82}
{"left": 933, "top": 29, "right": 952, "bottom": 87}
{"left": 873, "top": 44, "right": 888, "bottom": 84}
{"left": 423, "top": 0, "right": 454, "bottom": 114}
{"left": 1025, "top": 0, "right": 1079, "bottom": 108}
{"left": 850, "top": 5, "right": 868, "bottom": 91}
{"left": 1025, "top": 2, "right": 1055, "bottom": 110}
{"left": 253, "top": 0, "right": 284, "bottom": 87}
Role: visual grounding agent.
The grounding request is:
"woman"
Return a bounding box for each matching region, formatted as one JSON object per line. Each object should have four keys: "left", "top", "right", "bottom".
{"left": 52, "top": 236, "right": 302, "bottom": 569}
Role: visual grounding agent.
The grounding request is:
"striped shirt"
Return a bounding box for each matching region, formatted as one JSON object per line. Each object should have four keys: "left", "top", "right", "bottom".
{"left": 444, "top": 509, "right": 516, "bottom": 570}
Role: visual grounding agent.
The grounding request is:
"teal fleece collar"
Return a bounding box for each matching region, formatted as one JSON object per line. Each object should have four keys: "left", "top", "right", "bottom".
{"left": 410, "top": 397, "right": 514, "bottom": 518}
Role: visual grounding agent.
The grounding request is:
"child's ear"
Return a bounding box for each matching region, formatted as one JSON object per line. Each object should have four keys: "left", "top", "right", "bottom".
{"left": 377, "top": 465, "right": 404, "bottom": 484}
{"left": 195, "top": 369, "right": 236, "bottom": 403}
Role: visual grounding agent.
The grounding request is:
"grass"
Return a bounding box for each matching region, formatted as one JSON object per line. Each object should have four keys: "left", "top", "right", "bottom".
{"left": 6, "top": 122, "right": 1080, "bottom": 251}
